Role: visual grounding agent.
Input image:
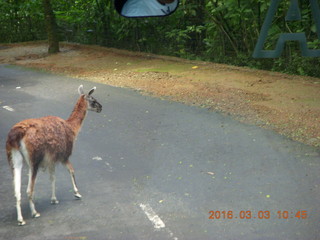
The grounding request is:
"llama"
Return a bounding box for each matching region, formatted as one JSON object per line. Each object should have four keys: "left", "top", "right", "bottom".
{"left": 6, "top": 85, "right": 102, "bottom": 226}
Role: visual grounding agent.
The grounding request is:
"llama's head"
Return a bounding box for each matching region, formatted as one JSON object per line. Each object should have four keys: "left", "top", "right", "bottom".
{"left": 78, "top": 85, "right": 102, "bottom": 113}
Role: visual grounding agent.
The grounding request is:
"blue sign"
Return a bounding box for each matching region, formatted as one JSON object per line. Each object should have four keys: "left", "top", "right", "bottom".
{"left": 253, "top": 0, "right": 320, "bottom": 58}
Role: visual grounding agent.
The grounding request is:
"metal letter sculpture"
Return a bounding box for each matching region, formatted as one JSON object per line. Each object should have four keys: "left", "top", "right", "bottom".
{"left": 253, "top": 0, "right": 320, "bottom": 58}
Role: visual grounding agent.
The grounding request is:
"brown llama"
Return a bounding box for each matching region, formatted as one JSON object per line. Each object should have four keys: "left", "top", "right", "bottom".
{"left": 6, "top": 85, "right": 102, "bottom": 225}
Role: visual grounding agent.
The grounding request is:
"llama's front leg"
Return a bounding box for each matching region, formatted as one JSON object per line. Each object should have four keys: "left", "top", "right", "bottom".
{"left": 49, "top": 167, "right": 59, "bottom": 204}
{"left": 65, "top": 161, "right": 82, "bottom": 199}
{"left": 27, "top": 168, "right": 40, "bottom": 218}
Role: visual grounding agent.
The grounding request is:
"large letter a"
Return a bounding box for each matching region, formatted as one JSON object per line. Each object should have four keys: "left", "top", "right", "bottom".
{"left": 253, "top": 0, "right": 320, "bottom": 58}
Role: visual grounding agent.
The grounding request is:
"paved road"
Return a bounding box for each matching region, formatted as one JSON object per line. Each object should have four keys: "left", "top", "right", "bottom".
{"left": 0, "top": 64, "right": 319, "bottom": 240}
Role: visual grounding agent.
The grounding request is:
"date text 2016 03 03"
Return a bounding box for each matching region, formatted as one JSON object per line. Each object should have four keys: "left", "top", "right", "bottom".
{"left": 208, "top": 210, "right": 308, "bottom": 220}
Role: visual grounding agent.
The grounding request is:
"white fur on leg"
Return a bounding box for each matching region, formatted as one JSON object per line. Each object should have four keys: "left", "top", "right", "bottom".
{"left": 27, "top": 168, "right": 40, "bottom": 218}
{"left": 50, "top": 168, "right": 59, "bottom": 204}
{"left": 66, "top": 162, "right": 82, "bottom": 199}
{"left": 12, "top": 149, "right": 25, "bottom": 225}
{"left": 74, "top": 191, "right": 82, "bottom": 199}
{"left": 21, "top": 140, "right": 40, "bottom": 218}
{"left": 71, "top": 174, "right": 82, "bottom": 199}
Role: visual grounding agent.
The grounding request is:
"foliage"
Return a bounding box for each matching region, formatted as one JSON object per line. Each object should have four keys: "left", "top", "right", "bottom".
{"left": 1, "top": 0, "right": 320, "bottom": 78}
{"left": 0, "top": 0, "right": 46, "bottom": 42}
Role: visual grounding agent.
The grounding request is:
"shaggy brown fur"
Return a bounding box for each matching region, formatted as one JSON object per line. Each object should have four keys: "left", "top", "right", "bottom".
{"left": 6, "top": 95, "right": 87, "bottom": 170}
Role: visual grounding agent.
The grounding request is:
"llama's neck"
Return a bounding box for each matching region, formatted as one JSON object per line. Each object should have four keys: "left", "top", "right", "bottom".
{"left": 67, "top": 95, "right": 87, "bottom": 135}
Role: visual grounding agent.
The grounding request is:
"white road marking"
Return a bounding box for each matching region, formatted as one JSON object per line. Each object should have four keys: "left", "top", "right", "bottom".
{"left": 139, "top": 203, "right": 178, "bottom": 239}
{"left": 92, "top": 156, "right": 102, "bottom": 161}
{"left": 139, "top": 203, "right": 165, "bottom": 229}
{"left": 2, "top": 106, "right": 15, "bottom": 112}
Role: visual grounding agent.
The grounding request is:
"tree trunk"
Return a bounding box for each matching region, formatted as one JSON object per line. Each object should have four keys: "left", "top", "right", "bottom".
{"left": 42, "top": 0, "right": 59, "bottom": 53}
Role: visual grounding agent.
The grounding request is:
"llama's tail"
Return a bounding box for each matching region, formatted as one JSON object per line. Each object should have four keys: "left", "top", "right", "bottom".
{"left": 6, "top": 125, "right": 27, "bottom": 170}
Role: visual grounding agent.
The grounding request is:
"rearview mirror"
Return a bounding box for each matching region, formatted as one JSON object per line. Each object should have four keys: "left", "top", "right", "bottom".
{"left": 115, "top": 0, "right": 179, "bottom": 18}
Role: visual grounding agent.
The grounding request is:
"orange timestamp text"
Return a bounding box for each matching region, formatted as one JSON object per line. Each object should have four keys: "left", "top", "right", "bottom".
{"left": 208, "top": 210, "right": 307, "bottom": 220}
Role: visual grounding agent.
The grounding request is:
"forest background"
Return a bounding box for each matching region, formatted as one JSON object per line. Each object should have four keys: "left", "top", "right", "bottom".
{"left": 1, "top": 0, "right": 320, "bottom": 77}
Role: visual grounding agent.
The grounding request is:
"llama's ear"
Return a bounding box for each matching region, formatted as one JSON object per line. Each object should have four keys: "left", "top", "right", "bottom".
{"left": 78, "top": 85, "right": 84, "bottom": 95}
{"left": 88, "top": 87, "right": 96, "bottom": 96}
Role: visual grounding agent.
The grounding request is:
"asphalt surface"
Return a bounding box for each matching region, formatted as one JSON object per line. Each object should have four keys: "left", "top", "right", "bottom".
{"left": 0, "top": 64, "right": 319, "bottom": 240}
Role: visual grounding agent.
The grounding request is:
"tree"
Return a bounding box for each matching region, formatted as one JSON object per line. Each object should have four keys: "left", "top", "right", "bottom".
{"left": 42, "top": 0, "right": 59, "bottom": 53}
{"left": 184, "top": 0, "right": 206, "bottom": 55}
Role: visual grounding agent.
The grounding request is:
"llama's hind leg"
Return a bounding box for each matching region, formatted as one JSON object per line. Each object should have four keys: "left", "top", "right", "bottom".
{"left": 65, "top": 161, "right": 82, "bottom": 199}
{"left": 27, "top": 167, "right": 40, "bottom": 218}
{"left": 12, "top": 150, "right": 25, "bottom": 226}
{"left": 49, "top": 166, "right": 59, "bottom": 204}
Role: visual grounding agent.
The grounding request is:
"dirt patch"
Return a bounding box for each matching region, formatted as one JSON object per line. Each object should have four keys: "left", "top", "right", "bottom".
{"left": 1, "top": 42, "right": 320, "bottom": 147}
